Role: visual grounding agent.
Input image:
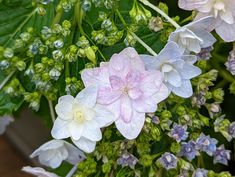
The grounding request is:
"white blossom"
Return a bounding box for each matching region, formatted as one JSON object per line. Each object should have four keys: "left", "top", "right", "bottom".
{"left": 178, "top": 0, "right": 235, "bottom": 42}
{"left": 141, "top": 41, "right": 201, "bottom": 98}
{"left": 169, "top": 16, "right": 216, "bottom": 53}
{"left": 51, "top": 85, "right": 114, "bottom": 153}
{"left": 30, "top": 139, "right": 85, "bottom": 168}
{"left": 22, "top": 166, "right": 59, "bottom": 177}
{"left": 0, "top": 116, "right": 14, "bottom": 135}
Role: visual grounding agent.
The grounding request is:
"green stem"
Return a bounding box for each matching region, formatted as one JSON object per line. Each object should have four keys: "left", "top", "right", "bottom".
{"left": 48, "top": 100, "right": 56, "bottom": 122}
{"left": 65, "top": 164, "right": 78, "bottom": 177}
{"left": 52, "top": 5, "right": 63, "bottom": 25}
{"left": 0, "top": 71, "right": 15, "bottom": 90}
{"left": 4, "top": 9, "right": 37, "bottom": 47}
{"left": 138, "top": 0, "right": 180, "bottom": 28}
{"left": 115, "top": 9, "right": 158, "bottom": 56}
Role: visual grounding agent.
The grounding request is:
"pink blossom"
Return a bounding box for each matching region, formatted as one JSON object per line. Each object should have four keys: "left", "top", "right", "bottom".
{"left": 81, "top": 47, "right": 168, "bottom": 139}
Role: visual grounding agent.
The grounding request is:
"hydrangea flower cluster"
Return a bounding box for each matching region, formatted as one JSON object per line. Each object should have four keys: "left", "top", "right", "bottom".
{"left": 0, "top": 0, "right": 235, "bottom": 176}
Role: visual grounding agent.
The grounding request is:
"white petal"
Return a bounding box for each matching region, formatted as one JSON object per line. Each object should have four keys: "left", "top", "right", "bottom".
{"left": 171, "top": 80, "right": 193, "bottom": 98}
{"left": 64, "top": 142, "right": 86, "bottom": 165}
{"left": 140, "top": 54, "right": 156, "bottom": 70}
{"left": 55, "top": 95, "right": 74, "bottom": 120}
{"left": 192, "top": 28, "right": 216, "bottom": 48}
{"left": 22, "top": 166, "right": 59, "bottom": 177}
{"left": 75, "top": 85, "right": 98, "bottom": 108}
{"left": 94, "top": 104, "right": 115, "bottom": 127}
{"left": 51, "top": 118, "right": 71, "bottom": 139}
{"left": 220, "top": 10, "right": 234, "bottom": 24}
{"left": 179, "top": 63, "right": 201, "bottom": 79}
{"left": 72, "top": 137, "right": 96, "bottom": 153}
{"left": 166, "top": 70, "right": 182, "bottom": 88}
{"left": 68, "top": 122, "right": 83, "bottom": 140}
{"left": 115, "top": 111, "right": 145, "bottom": 140}
{"left": 82, "top": 121, "right": 102, "bottom": 141}
{"left": 216, "top": 21, "right": 235, "bottom": 42}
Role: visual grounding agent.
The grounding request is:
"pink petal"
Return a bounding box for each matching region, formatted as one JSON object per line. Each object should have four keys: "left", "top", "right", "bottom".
{"left": 109, "top": 75, "right": 125, "bottom": 90}
{"left": 97, "top": 86, "right": 121, "bottom": 105}
{"left": 128, "top": 88, "right": 143, "bottom": 100}
{"left": 115, "top": 111, "right": 145, "bottom": 140}
{"left": 126, "top": 70, "right": 142, "bottom": 88}
{"left": 120, "top": 96, "right": 133, "bottom": 123}
{"left": 81, "top": 65, "right": 110, "bottom": 87}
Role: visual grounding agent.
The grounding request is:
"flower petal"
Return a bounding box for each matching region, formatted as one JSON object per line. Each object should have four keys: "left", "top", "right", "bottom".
{"left": 165, "top": 69, "right": 182, "bottom": 88}
{"left": 170, "top": 79, "right": 193, "bottom": 98}
{"left": 64, "top": 142, "right": 86, "bottom": 165}
{"left": 97, "top": 86, "right": 121, "bottom": 105}
{"left": 215, "top": 21, "right": 235, "bottom": 42}
{"left": 120, "top": 96, "right": 133, "bottom": 123}
{"left": 72, "top": 137, "right": 96, "bottom": 153}
{"left": 109, "top": 75, "right": 125, "bottom": 90}
{"left": 115, "top": 111, "right": 145, "bottom": 140}
{"left": 55, "top": 95, "right": 74, "bottom": 120}
{"left": 75, "top": 85, "right": 98, "bottom": 108}
{"left": 94, "top": 104, "right": 115, "bottom": 127}
{"left": 51, "top": 118, "right": 71, "bottom": 139}
{"left": 82, "top": 121, "right": 102, "bottom": 141}
{"left": 68, "top": 122, "right": 83, "bottom": 140}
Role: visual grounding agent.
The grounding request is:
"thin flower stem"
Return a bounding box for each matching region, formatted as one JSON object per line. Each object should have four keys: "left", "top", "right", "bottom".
{"left": 65, "top": 164, "right": 78, "bottom": 177}
{"left": 115, "top": 9, "right": 158, "bottom": 56}
{"left": 0, "top": 70, "right": 15, "bottom": 90}
{"left": 48, "top": 100, "right": 56, "bottom": 122}
{"left": 139, "top": 0, "right": 181, "bottom": 29}
{"left": 130, "top": 32, "right": 158, "bottom": 56}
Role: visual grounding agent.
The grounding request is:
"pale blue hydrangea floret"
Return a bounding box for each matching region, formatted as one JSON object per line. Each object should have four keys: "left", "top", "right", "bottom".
{"left": 141, "top": 41, "right": 201, "bottom": 98}
{"left": 192, "top": 168, "right": 208, "bottom": 177}
{"left": 213, "top": 145, "right": 230, "bottom": 165}
{"left": 179, "top": 141, "right": 199, "bottom": 161}
{"left": 169, "top": 16, "right": 216, "bottom": 53}
{"left": 158, "top": 152, "right": 178, "bottom": 170}
{"left": 169, "top": 124, "right": 188, "bottom": 142}
{"left": 117, "top": 153, "right": 138, "bottom": 169}
{"left": 196, "top": 134, "right": 218, "bottom": 156}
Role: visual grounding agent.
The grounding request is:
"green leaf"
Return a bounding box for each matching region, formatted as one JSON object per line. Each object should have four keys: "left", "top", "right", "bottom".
{"left": 0, "top": 91, "right": 23, "bottom": 116}
{"left": 0, "top": 0, "right": 55, "bottom": 47}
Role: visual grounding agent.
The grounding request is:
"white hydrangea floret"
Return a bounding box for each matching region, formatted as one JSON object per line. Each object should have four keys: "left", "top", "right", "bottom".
{"left": 51, "top": 85, "right": 114, "bottom": 153}
{"left": 0, "top": 116, "right": 14, "bottom": 135}
{"left": 22, "top": 166, "right": 59, "bottom": 177}
{"left": 169, "top": 16, "right": 216, "bottom": 53}
{"left": 30, "top": 139, "right": 85, "bottom": 169}
{"left": 141, "top": 41, "right": 201, "bottom": 98}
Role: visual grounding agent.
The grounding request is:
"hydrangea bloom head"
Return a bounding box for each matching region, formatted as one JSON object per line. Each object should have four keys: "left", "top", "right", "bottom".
{"left": 169, "top": 16, "right": 216, "bottom": 53}
{"left": 30, "top": 139, "right": 85, "bottom": 168}
{"left": 141, "top": 41, "right": 201, "bottom": 98}
{"left": 158, "top": 152, "right": 178, "bottom": 170}
{"left": 178, "top": 0, "right": 235, "bottom": 42}
{"left": 213, "top": 145, "right": 230, "bottom": 165}
{"left": 51, "top": 86, "right": 114, "bottom": 153}
{"left": 169, "top": 124, "right": 188, "bottom": 142}
{"left": 81, "top": 47, "right": 169, "bottom": 139}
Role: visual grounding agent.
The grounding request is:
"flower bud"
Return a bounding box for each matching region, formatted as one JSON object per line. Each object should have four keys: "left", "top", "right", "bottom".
{"left": 49, "top": 68, "right": 61, "bottom": 80}
{"left": 16, "top": 61, "right": 26, "bottom": 71}
{"left": 52, "top": 50, "right": 64, "bottom": 60}
{"left": 3, "top": 48, "right": 14, "bottom": 58}
{"left": 62, "top": 20, "right": 71, "bottom": 29}
{"left": 85, "top": 46, "right": 96, "bottom": 64}
{"left": 148, "top": 16, "right": 163, "bottom": 32}
{"left": 0, "top": 60, "right": 10, "bottom": 70}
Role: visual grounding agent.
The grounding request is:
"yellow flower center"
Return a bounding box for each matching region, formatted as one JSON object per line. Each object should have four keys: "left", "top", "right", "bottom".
{"left": 73, "top": 111, "right": 84, "bottom": 123}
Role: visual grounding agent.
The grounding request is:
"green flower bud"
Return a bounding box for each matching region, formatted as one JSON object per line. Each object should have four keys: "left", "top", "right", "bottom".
{"left": 229, "top": 81, "right": 235, "bottom": 95}
{"left": 35, "top": 63, "right": 45, "bottom": 73}
{"left": 62, "top": 20, "right": 72, "bottom": 29}
{"left": 52, "top": 24, "right": 63, "bottom": 34}
{"left": 161, "top": 110, "right": 172, "bottom": 120}
{"left": 85, "top": 62, "right": 95, "bottom": 69}
{"left": 218, "top": 172, "right": 232, "bottom": 177}
{"left": 158, "top": 2, "right": 168, "bottom": 14}
{"left": 20, "top": 32, "right": 31, "bottom": 42}
{"left": 85, "top": 46, "right": 96, "bottom": 64}
{"left": 42, "top": 73, "right": 50, "bottom": 81}
{"left": 178, "top": 159, "right": 193, "bottom": 171}
{"left": 212, "top": 88, "right": 224, "bottom": 103}
{"left": 139, "top": 154, "right": 152, "bottom": 167}
{"left": 176, "top": 106, "right": 186, "bottom": 116}
{"left": 16, "top": 61, "right": 26, "bottom": 71}
{"left": 3, "top": 48, "right": 14, "bottom": 58}
{"left": 14, "top": 39, "right": 24, "bottom": 49}
{"left": 52, "top": 50, "right": 64, "bottom": 60}
{"left": 148, "top": 16, "right": 163, "bottom": 32}
{"left": 170, "top": 142, "right": 181, "bottom": 154}
{"left": 37, "top": 6, "right": 46, "bottom": 16}
{"left": 102, "top": 161, "right": 112, "bottom": 174}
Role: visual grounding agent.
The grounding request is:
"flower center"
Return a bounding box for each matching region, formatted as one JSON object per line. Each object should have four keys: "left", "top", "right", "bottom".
{"left": 73, "top": 111, "right": 84, "bottom": 123}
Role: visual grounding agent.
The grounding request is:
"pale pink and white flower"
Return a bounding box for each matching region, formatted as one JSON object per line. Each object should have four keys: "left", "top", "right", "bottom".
{"left": 51, "top": 86, "right": 114, "bottom": 153}
{"left": 22, "top": 166, "right": 59, "bottom": 177}
{"left": 178, "top": 0, "right": 235, "bottom": 42}
{"left": 30, "top": 139, "right": 85, "bottom": 168}
{"left": 81, "top": 47, "right": 169, "bottom": 140}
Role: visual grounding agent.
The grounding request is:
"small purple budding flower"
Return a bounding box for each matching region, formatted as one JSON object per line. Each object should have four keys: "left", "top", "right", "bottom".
{"left": 196, "top": 134, "right": 218, "bottom": 156}
{"left": 213, "top": 145, "right": 230, "bottom": 165}
{"left": 169, "top": 124, "right": 188, "bottom": 142}
{"left": 225, "top": 49, "right": 235, "bottom": 75}
{"left": 117, "top": 153, "right": 138, "bottom": 169}
{"left": 179, "top": 141, "right": 199, "bottom": 161}
{"left": 228, "top": 122, "right": 235, "bottom": 138}
{"left": 158, "top": 152, "right": 178, "bottom": 170}
{"left": 197, "top": 46, "right": 213, "bottom": 60}
{"left": 192, "top": 168, "right": 208, "bottom": 177}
